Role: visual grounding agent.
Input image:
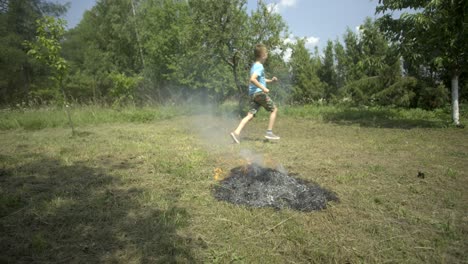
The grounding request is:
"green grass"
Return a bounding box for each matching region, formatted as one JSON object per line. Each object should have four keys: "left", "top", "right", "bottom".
{"left": 281, "top": 104, "right": 465, "bottom": 128}
{"left": 1, "top": 105, "right": 467, "bottom": 263}
{"left": 0, "top": 105, "right": 182, "bottom": 131}
{"left": 2, "top": 103, "right": 465, "bottom": 131}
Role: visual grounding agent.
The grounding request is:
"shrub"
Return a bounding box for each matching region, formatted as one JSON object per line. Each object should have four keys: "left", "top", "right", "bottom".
{"left": 108, "top": 72, "right": 143, "bottom": 107}
{"left": 417, "top": 82, "right": 449, "bottom": 110}
{"left": 375, "top": 77, "right": 418, "bottom": 107}
{"left": 339, "top": 76, "right": 381, "bottom": 105}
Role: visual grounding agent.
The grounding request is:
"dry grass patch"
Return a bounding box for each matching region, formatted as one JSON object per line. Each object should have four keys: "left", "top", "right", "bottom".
{"left": 1, "top": 111, "right": 467, "bottom": 263}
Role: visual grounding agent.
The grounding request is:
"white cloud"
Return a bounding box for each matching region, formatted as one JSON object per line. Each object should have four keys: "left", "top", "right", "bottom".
{"left": 266, "top": 3, "right": 279, "bottom": 13}
{"left": 355, "top": 25, "right": 364, "bottom": 36}
{"left": 279, "top": 34, "right": 320, "bottom": 62}
{"left": 283, "top": 35, "right": 295, "bottom": 45}
{"left": 266, "top": 0, "right": 298, "bottom": 14}
{"left": 283, "top": 35, "right": 320, "bottom": 48}
{"left": 282, "top": 48, "right": 293, "bottom": 62}
{"left": 279, "top": 0, "right": 297, "bottom": 7}
{"left": 304, "top": 36, "right": 320, "bottom": 49}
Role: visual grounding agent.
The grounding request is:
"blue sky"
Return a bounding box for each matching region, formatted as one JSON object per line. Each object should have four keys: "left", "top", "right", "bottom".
{"left": 57, "top": 0, "right": 382, "bottom": 51}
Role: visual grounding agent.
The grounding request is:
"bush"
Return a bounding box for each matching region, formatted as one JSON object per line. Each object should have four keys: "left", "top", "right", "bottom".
{"left": 417, "top": 82, "right": 449, "bottom": 110}
{"left": 65, "top": 71, "right": 97, "bottom": 101}
{"left": 291, "top": 76, "right": 326, "bottom": 104}
{"left": 375, "top": 77, "right": 418, "bottom": 107}
{"left": 339, "top": 76, "right": 381, "bottom": 105}
{"left": 108, "top": 72, "right": 143, "bottom": 107}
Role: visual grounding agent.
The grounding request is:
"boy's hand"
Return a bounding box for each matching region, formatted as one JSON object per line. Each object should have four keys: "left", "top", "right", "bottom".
{"left": 271, "top": 76, "right": 278, "bottom": 82}
{"left": 263, "top": 88, "right": 270, "bottom": 93}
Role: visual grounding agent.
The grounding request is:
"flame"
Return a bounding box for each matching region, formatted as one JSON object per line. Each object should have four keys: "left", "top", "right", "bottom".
{"left": 214, "top": 167, "right": 223, "bottom": 181}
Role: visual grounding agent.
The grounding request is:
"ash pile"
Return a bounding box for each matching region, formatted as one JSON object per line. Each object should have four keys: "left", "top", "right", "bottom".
{"left": 214, "top": 163, "right": 338, "bottom": 212}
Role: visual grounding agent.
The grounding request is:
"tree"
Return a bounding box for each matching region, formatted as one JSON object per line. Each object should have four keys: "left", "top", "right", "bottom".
{"left": 335, "top": 18, "right": 427, "bottom": 107}
{"left": 188, "top": 0, "right": 287, "bottom": 111}
{"left": 289, "top": 39, "right": 325, "bottom": 103}
{"left": 333, "top": 40, "right": 346, "bottom": 90}
{"left": 360, "top": 17, "right": 390, "bottom": 77}
{"left": 377, "top": 0, "right": 467, "bottom": 125}
{"left": 59, "top": 0, "right": 288, "bottom": 106}
{"left": 343, "top": 28, "right": 365, "bottom": 83}
{"left": 25, "top": 16, "right": 75, "bottom": 134}
{"left": 62, "top": 0, "right": 143, "bottom": 104}
{"left": 138, "top": 0, "right": 195, "bottom": 101}
{"left": 318, "top": 40, "right": 337, "bottom": 100}
{"left": 0, "top": 0, "right": 68, "bottom": 104}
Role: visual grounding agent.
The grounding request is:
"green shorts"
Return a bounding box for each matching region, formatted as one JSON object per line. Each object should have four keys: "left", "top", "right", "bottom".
{"left": 249, "top": 92, "right": 276, "bottom": 115}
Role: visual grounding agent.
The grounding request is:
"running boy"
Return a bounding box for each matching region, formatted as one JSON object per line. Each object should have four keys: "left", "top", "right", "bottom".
{"left": 230, "top": 44, "right": 280, "bottom": 144}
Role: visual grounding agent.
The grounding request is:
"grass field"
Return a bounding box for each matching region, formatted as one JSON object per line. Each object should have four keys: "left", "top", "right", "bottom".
{"left": 1, "top": 105, "right": 467, "bottom": 263}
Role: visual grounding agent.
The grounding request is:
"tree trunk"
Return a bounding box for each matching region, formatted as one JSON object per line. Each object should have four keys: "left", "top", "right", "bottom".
{"left": 22, "top": 65, "right": 31, "bottom": 100}
{"left": 130, "top": 0, "right": 145, "bottom": 68}
{"left": 60, "top": 80, "right": 75, "bottom": 135}
{"left": 92, "top": 76, "right": 97, "bottom": 103}
{"left": 232, "top": 63, "right": 246, "bottom": 116}
{"left": 451, "top": 73, "right": 460, "bottom": 125}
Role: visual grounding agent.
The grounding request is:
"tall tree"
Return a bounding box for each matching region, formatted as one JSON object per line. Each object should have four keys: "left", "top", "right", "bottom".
{"left": 318, "top": 40, "right": 337, "bottom": 100}
{"left": 25, "top": 16, "right": 75, "bottom": 134}
{"left": 360, "top": 17, "right": 389, "bottom": 77}
{"left": 138, "top": 0, "right": 193, "bottom": 100}
{"left": 62, "top": 0, "right": 143, "bottom": 103}
{"left": 334, "top": 40, "right": 346, "bottom": 90}
{"left": 377, "top": 0, "right": 467, "bottom": 125}
{"left": 289, "top": 38, "right": 325, "bottom": 103}
{"left": 62, "top": 0, "right": 288, "bottom": 105}
{"left": 343, "top": 28, "right": 365, "bottom": 83}
{"left": 188, "top": 0, "right": 287, "bottom": 110}
{"left": 0, "top": 0, "right": 67, "bottom": 104}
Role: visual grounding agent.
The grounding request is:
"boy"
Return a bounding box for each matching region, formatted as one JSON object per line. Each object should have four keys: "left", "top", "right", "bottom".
{"left": 230, "top": 44, "right": 280, "bottom": 144}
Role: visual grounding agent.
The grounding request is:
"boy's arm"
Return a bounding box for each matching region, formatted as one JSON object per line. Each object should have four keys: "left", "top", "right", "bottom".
{"left": 266, "top": 77, "right": 278, "bottom": 83}
{"left": 250, "top": 73, "right": 269, "bottom": 93}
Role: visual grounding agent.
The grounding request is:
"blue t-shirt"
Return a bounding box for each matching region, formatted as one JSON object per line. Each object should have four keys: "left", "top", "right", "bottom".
{"left": 249, "top": 62, "right": 266, "bottom": 95}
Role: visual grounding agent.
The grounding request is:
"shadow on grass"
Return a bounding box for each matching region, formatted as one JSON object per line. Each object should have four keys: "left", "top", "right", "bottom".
{"left": 241, "top": 136, "right": 274, "bottom": 143}
{"left": 0, "top": 154, "right": 195, "bottom": 263}
{"left": 322, "top": 108, "right": 448, "bottom": 129}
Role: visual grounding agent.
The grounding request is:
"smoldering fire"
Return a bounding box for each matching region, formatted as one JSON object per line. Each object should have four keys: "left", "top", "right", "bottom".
{"left": 213, "top": 163, "right": 338, "bottom": 212}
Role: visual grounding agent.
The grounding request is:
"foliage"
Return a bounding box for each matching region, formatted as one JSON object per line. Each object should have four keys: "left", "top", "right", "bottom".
{"left": 186, "top": 0, "right": 288, "bottom": 110}
{"left": 377, "top": 0, "right": 467, "bottom": 75}
{"left": 1, "top": 0, "right": 465, "bottom": 124}
{"left": 374, "top": 77, "right": 418, "bottom": 107}
{"left": 318, "top": 40, "right": 337, "bottom": 100}
{"left": 333, "top": 40, "right": 347, "bottom": 90}
{"left": 108, "top": 72, "right": 142, "bottom": 106}
{"left": 377, "top": 0, "right": 467, "bottom": 123}
{"left": 24, "top": 15, "right": 69, "bottom": 106}
{"left": 59, "top": 0, "right": 287, "bottom": 108}
{"left": 289, "top": 39, "right": 325, "bottom": 103}
{"left": 417, "top": 82, "right": 450, "bottom": 110}
{"left": 0, "top": 0, "right": 68, "bottom": 104}
{"left": 25, "top": 16, "right": 68, "bottom": 87}
{"left": 24, "top": 15, "right": 76, "bottom": 134}
{"left": 339, "top": 76, "right": 381, "bottom": 106}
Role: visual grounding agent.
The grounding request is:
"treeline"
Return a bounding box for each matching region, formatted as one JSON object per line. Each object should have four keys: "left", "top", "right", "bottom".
{"left": 1, "top": 0, "right": 466, "bottom": 113}
{"left": 2, "top": 0, "right": 288, "bottom": 107}
{"left": 289, "top": 18, "right": 455, "bottom": 109}
{"left": 0, "top": 0, "right": 68, "bottom": 103}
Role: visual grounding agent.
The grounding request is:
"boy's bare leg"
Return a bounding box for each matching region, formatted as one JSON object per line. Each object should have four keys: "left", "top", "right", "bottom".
{"left": 234, "top": 112, "right": 254, "bottom": 135}
{"left": 267, "top": 107, "right": 277, "bottom": 131}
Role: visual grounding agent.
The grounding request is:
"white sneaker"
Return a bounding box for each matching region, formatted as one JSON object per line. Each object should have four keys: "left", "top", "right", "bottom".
{"left": 265, "top": 133, "right": 280, "bottom": 140}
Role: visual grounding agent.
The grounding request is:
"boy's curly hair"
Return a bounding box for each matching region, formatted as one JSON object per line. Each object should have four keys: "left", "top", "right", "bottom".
{"left": 254, "top": 44, "right": 267, "bottom": 60}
